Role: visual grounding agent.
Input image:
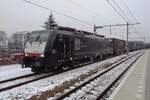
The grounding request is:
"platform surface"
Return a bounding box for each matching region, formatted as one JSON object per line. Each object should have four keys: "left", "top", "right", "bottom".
{"left": 110, "top": 50, "right": 150, "bottom": 100}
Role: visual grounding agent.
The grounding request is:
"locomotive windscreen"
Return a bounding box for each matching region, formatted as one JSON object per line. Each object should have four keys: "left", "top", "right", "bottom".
{"left": 27, "top": 31, "right": 50, "bottom": 42}
{"left": 25, "top": 31, "right": 52, "bottom": 54}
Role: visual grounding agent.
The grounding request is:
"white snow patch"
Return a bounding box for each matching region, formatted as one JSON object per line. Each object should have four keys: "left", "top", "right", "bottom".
{"left": 0, "top": 51, "right": 141, "bottom": 99}
{"left": 0, "top": 64, "right": 32, "bottom": 81}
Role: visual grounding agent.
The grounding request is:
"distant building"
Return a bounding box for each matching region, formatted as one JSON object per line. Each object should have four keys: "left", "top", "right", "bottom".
{"left": 8, "top": 31, "right": 28, "bottom": 53}
{"left": 0, "top": 31, "right": 8, "bottom": 54}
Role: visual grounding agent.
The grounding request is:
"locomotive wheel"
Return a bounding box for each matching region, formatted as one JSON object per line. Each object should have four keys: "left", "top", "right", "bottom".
{"left": 62, "top": 66, "right": 69, "bottom": 70}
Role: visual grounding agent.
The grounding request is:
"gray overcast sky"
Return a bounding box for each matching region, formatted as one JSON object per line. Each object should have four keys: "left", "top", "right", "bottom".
{"left": 0, "top": 0, "right": 150, "bottom": 42}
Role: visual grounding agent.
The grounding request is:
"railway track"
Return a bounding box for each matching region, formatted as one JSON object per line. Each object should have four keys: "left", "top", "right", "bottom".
{"left": 0, "top": 73, "right": 54, "bottom": 92}
{"left": 54, "top": 51, "right": 144, "bottom": 100}
{"left": 96, "top": 52, "right": 143, "bottom": 100}
{"left": 0, "top": 73, "right": 36, "bottom": 84}
{"left": 0, "top": 64, "right": 96, "bottom": 92}
{"left": 0, "top": 51, "right": 142, "bottom": 93}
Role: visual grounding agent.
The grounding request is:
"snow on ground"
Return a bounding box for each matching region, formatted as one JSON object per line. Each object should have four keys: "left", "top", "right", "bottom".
{"left": 0, "top": 64, "right": 32, "bottom": 81}
{"left": 62, "top": 53, "right": 141, "bottom": 100}
{"left": 0, "top": 54, "right": 127, "bottom": 100}
{"left": 0, "top": 50, "right": 139, "bottom": 82}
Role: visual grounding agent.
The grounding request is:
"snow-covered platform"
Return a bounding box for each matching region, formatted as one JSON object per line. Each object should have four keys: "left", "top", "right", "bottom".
{"left": 110, "top": 50, "right": 149, "bottom": 100}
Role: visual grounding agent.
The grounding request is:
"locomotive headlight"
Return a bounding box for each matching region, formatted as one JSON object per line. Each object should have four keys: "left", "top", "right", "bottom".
{"left": 40, "top": 54, "right": 44, "bottom": 57}
{"left": 25, "top": 53, "right": 28, "bottom": 56}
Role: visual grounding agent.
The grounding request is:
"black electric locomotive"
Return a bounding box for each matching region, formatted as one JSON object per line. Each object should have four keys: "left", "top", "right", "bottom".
{"left": 22, "top": 27, "right": 113, "bottom": 73}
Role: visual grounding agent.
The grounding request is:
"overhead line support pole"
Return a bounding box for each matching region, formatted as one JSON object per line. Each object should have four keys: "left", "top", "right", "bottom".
{"left": 94, "top": 22, "right": 140, "bottom": 54}
{"left": 126, "top": 22, "right": 129, "bottom": 54}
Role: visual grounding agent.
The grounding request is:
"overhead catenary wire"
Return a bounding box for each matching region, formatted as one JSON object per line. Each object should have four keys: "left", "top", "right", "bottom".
{"left": 121, "top": 0, "right": 138, "bottom": 22}
{"left": 23, "top": 0, "right": 143, "bottom": 39}
{"left": 66, "top": 0, "right": 115, "bottom": 23}
{"left": 22, "top": 0, "right": 93, "bottom": 27}
{"left": 106, "top": 0, "right": 142, "bottom": 41}
{"left": 121, "top": 0, "right": 144, "bottom": 39}
{"left": 111, "top": 0, "right": 129, "bottom": 21}
{"left": 65, "top": 0, "right": 113, "bottom": 32}
{"left": 105, "top": 0, "right": 127, "bottom": 22}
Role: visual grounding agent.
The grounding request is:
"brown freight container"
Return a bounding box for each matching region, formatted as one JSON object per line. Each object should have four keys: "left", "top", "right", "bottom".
{"left": 109, "top": 38, "right": 126, "bottom": 56}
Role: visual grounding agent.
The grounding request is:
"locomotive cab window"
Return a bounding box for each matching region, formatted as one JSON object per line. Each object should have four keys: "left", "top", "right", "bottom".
{"left": 74, "top": 38, "right": 80, "bottom": 50}
{"left": 27, "top": 31, "right": 50, "bottom": 42}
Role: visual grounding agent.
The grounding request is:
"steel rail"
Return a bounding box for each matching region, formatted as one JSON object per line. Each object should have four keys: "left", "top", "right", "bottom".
{"left": 55, "top": 51, "right": 143, "bottom": 100}
{"left": 96, "top": 52, "right": 143, "bottom": 100}
{"left": 0, "top": 73, "right": 37, "bottom": 84}
{"left": 0, "top": 51, "right": 141, "bottom": 93}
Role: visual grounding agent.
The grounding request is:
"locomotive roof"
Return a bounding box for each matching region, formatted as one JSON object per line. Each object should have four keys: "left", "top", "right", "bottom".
{"left": 55, "top": 29, "right": 106, "bottom": 40}
{"left": 29, "top": 30, "right": 53, "bottom": 33}
{"left": 107, "top": 38, "right": 126, "bottom": 41}
{"left": 29, "top": 26, "right": 105, "bottom": 39}
{"left": 57, "top": 26, "right": 94, "bottom": 35}
{"left": 56, "top": 26, "right": 105, "bottom": 37}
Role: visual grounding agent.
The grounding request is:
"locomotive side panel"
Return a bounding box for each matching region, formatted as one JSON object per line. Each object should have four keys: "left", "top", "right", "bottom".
{"left": 73, "top": 35, "right": 113, "bottom": 61}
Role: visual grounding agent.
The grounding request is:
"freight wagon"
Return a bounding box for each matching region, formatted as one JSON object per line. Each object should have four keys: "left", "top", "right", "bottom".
{"left": 128, "top": 41, "right": 144, "bottom": 52}
{"left": 108, "top": 38, "right": 126, "bottom": 56}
